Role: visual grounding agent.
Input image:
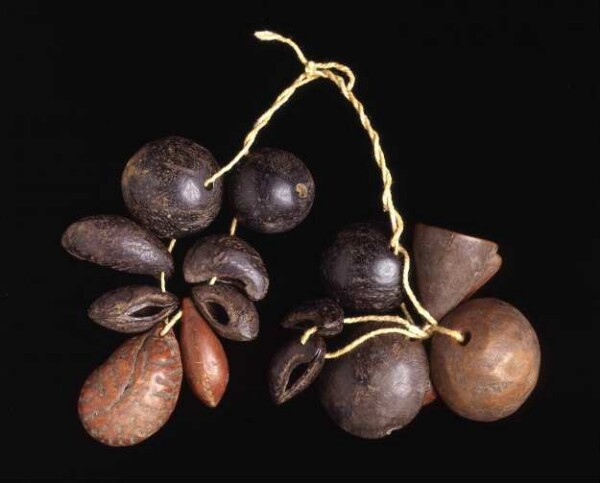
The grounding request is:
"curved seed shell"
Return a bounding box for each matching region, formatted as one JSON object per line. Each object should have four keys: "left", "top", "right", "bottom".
{"left": 88, "top": 285, "right": 179, "bottom": 333}
{"left": 269, "top": 336, "right": 326, "bottom": 405}
{"left": 191, "top": 283, "right": 259, "bottom": 341}
{"left": 281, "top": 298, "right": 344, "bottom": 337}
{"left": 78, "top": 326, "right": 182, "bottom": 447}
{"left": 180, "top": 298, "right": 229, "bottom": 407}
{"left": 183, "top": 234, "right": 269, "bottom": 301}
{"left": 62, "top": 215, "right": 174, "bottom": 278}
{"left": 413, "top": 223, "right": 502, "bottom": 320}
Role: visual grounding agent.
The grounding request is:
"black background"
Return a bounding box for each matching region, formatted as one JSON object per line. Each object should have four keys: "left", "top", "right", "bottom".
{"left": 5, "top": 1, "right": 599, "bottom": 481}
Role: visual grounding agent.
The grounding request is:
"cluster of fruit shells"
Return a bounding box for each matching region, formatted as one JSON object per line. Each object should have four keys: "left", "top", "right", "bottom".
{"left": 269, "top": 223, "right": 541, "bottom": 439}
{"left": 62, "top": 136, "right": 316, "bottom": 446}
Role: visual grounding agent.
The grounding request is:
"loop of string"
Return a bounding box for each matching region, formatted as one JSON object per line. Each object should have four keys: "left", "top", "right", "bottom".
{"left": 159, "top": 239, "right": 182, "bottom": 337}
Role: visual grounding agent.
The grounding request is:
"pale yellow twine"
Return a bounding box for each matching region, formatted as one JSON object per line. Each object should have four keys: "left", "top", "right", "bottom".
{"left": 159, "top": 238, "right": 183, "bottom": 337}
{"left": 203, "top": 31, "right": 464, "bottom": 355}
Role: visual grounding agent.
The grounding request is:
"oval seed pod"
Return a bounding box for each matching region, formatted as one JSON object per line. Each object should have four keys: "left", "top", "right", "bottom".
{"left": 191, "top": 283, "right": 259, "bottom": 341}
{"left": 413, "top": 223, "right": 502, "bottom": 320}
{"left": 228, "top": 148, "right": 315, "bottom": 233}
{"left": 281, "top": 298, "right": 344, "bottom": 337}
{"left": 321, "top": 224, "right": 404, "bottom": 312}
{"left": 269, "top": 336, "right": 326, "bottom": 405}
{"left": 78, "top": 326, "right": 182, "bottom": 447}
{"left": 430, "top": 298, "right": 541, "bottom": 422}
{"left": 122, "top": 136, "right": 223, "bottom": 238}
{"left": 180, "top": 298, "right": 229, "bottom": 408}
{"left": 183, "top": 234, "right": 269, "bottom": 301}
{"left": 318, "top": 326, "right": 428, "bottom": 439}
{"left": 88, "top": 285, "right": 179, "bottom": 333}
{"left": 61, "top": 215, "right": 174, "bottom": 278}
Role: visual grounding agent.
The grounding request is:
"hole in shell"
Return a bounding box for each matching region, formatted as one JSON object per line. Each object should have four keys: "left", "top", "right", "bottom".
{"left": 286, "top": 363, "right": 309, "bottom": 390}
{"left": 290, "top": 319, "right": 316, "bottom": 330}
{"left": 204, "top": 181, "right": 214, "bottom": 191}
{"left": 459, "top": 330, "right": 472, "bottom": 346}
{"left": 295, "top": 183, "right": 308, "bottom": 198}
{"left": 203, "top": 302, "right": 230, "bottom": 326}
{"left": 130, "top": 306, "right": 167, "bottom": 318}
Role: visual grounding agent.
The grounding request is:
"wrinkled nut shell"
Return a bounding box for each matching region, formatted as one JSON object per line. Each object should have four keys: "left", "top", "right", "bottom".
{"left": 281, "top": 298, "right": 344, "bottom": 337}
{"left": 122, "top": 136, "right": 223, "bottom": 239}
{"left": 431, "top": 298, "right": 541, "bottom": 422}
{"left": 269, "top": 336, "right": 326, "bottom": 405}
{"left": 62, "top": 215, "right": 174, "bottom": 278}
{"left": 413, "top": 223, "right": 502, "bottom": 320}
{"left": 321, "top": 224, "right": 404, "bottom": 312}
{"left": 318, "top": 326, "right": 428, "bottom": 439}
{"left": 191, "top": 283, "right": 259, "bottom": 341}
{"left": 180, "top": 298, "right": 229, "bottom": 408}
{"left": 183, "top": 234, "right": 269, "bottom": 301}
{"left": 88, "top": 285, "right": 179, "bottom": 333}
{"left": 78, "top": 327, "right": 182, "bottom": 447}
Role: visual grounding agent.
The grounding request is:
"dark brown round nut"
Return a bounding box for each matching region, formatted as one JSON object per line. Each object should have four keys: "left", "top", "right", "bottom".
{"left": 318, "top": 327, "right": 428, "bottom": 439}
{"left": 191, "top": 283, "right": 259, "bottom": 341}
{"left": 228, "top": 148, "right": 315, "bottom": 233}
{"left": 269, "top": 336, "right": 326, "bottom": 405}
{"left": 78, "top": 326, "right": 182, "bottom": 446}
{"left": 183, "top": 234, "right": 269, "bottom": 301}
{"left": 61, "top": 215, "right": 174, "bottom": 278}
{"left": 430, "top": 298, "right": 541, "bottom": 422}
{"left": 321, "top": 224, "right": 404, "bottom": 312}
{"left": 122, "top": 136, "right": 223, "bottom": 238}
{"left": 88, "top": 285, "right": 179, "bottom": 333}
{"left": 413, "top": 223, "right": 502, "bottom": 320}
{"left": 281, "top": 298, "right": 344, "bottom": 337}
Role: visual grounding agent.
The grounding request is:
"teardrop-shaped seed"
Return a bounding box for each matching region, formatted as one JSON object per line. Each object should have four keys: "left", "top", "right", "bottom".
{"left": 281, "top": 298, "right": 344, "bottom": 337}
{"left": 88, "top": 285, "right": 179, "bottom": 333}
{"left": 78, "top": 326, "right": 182, "bottom": 446}
{"left": 269, "top": 336, "right": 326, "bottom": 405}
{"left": 180, "top": 298, "right": 229, "bottom": 407}
{"left": 191, "top": 283, "right": 259, "bottom": 341}
{"left": 183, "top": 234, "right": 269, "bottom": 301}
{"left": 62, "top": 215, "right": 174, "bottom": 278}
{"left": 413, "top": 223, "right": 502, "bottom": 320}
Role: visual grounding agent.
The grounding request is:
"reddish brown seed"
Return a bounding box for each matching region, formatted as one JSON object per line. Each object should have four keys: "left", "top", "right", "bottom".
{"left": 430, "top": 298, "right": 541, "bottom": 422}
{"left": 413, "top": 223, "right": 502, "bottom": 320}
{"left": 180, "top": 298, "right": 229, "bottom": 407}
{"left": 78, "top": 326, "right": 182, "bottom": 446}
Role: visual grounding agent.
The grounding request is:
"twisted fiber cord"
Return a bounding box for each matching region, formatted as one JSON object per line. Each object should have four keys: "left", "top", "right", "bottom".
{"left": 159, "top": 239, "right": 182, "bottom": 337}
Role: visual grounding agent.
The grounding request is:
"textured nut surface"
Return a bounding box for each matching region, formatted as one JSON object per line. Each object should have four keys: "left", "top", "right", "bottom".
{"left": 281, "top": 298, "right": 344, "bottom": 337}
{"left": 228, "top": 148, "right": 315, "bottom": 233}
{"left": 88, "top": 285, "right": 179, "bottom": 333}
{"left": 62, "top": 215, "right": 174, "bottom": 278}
{"left": 183, "top": 234, "right": 269, "bottom": 301}
{"left": 122, "top": 136, "right": 223, "bottom": 238}
{"left": 318, "top": 326, "right": 428, "bottom": 439}
{"left": 191, "top": 283, "right": 259, "bottom": 341}
{"left": 180, "top": 298, "right": 229, "bottom": 407}
{"left": 431, "top": 298, "right": 541, "bottom": 422}
{"left": 269, "top": 336, "right": 326, "bottom": 405}
{"left": 321, "top": 224, "right": 404, "bottom": 312}
{"left": 413, "top": 223, "right": 502, "bottom": 320}
{"left": 78, "top": 326, "right": 182, "bottom": 446}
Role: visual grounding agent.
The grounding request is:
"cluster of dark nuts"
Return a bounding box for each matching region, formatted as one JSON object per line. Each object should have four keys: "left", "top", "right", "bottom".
{"left": 62, "top": 136, "right": 315, "bottom": 446}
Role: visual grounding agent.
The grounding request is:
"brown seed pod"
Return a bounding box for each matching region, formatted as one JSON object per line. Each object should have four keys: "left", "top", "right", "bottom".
{"left": 321, "top": 224, "right": 404, "bottom": 312}
{"left": 122, "top": 136, "right": 223, "bottom": 238}
{"left": 430, "top": 298, "right": 541, "bottom": 422}
{"left": 227, "top": 148, "right": 315, "bottom": 233}
{"left": 318, "top": 327, "right": 428, "bottom": 439}
{"left": 180, "top": 298, "right": 229, "bottom": 407}
{"left": 61, "top": 215, "right": 174, "bottom": 278}
{"left": 281, "top": 298, "right": 344, "bottom": 337}
{"left": 269, "top": 336, "right": 326, "bottom": 405}
{"left": 88, "top": 285, "right": 179, "bottom": 333}
{"left": 191, "top": 283, "right": 259, "bottom": 341}
{"left": 78, "top": 326, "right": 182, "bottom": 447}
{"left": 183, "top": 234, "right": 269, "bottom": 301}
{"left": 413, "top": 223, "right": 502, "bottom": 320}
